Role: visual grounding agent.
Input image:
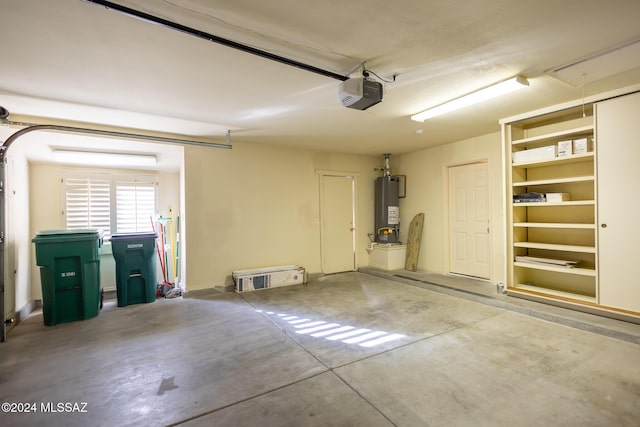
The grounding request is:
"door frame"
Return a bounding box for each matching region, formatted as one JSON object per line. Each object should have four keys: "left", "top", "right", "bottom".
{"left": 316, "top": 170, "right": 359, "bottom": 273}
{"left": 442, "top": 159, "right": 492, "bottom": 280}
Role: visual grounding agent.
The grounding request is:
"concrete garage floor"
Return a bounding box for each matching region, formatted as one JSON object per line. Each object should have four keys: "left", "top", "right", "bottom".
{"left": 1, "top": 271, "right": 639, "bottom": 426}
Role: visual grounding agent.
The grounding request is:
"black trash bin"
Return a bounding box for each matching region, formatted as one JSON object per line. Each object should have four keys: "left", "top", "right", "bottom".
{"left": 110, "top": 232, "right": 158, "bottom": 307}
{"left": 32, "top": 229, "right": 103, "bottom": 326}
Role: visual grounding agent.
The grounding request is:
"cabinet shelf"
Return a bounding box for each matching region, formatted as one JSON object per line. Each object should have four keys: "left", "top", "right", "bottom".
{"left": 512, "top": 200, "right": 595, "bottom": 207}
{"left": 514, "top": 261, "right": 596, "bottom": 276}
{"left": 513, "top": 241, "right": 596, "bottom": 253}
{"left": 512, "top": 152, "right": 594, "bottom": 168}
{"left": 509, "top": 285, "right": 597, "bottom": 303}
{"left": 511, "top": 125, "right": 594, "bottom": 147}
{"left": 512, "top": 175, "right": 594, "bottom": 187}
{"left": 513, "top": 222, "right": 595, "bottom": 229}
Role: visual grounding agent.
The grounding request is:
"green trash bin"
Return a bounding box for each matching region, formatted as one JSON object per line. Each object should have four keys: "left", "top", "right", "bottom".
{"left": 32, "top": 229, "right": 103, "bottom": 326}
{"left": 110, "top": 232, "right": 158, "bottom": 307}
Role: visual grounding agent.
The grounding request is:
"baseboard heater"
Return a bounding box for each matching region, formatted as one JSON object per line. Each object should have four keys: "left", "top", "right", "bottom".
{"left": 233, "top": 265, "right": 306, "bottom": 293}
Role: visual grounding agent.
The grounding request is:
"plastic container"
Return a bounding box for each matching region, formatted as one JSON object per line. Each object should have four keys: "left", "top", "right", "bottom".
{"left": 110, "top": 232, "right": 158, "bottom": 307}
{"left": 32, "top": 229, "right": 103, "bottom": 326}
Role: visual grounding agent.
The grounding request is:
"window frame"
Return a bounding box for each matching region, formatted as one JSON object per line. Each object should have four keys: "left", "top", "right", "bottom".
{"left": 62, "top": 170, "right": 158, "bottom": 241}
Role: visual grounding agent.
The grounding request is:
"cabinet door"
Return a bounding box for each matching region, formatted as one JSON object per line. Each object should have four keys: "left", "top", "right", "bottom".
{"left": 596, "top": 91, "right": 640, "bottom": 312}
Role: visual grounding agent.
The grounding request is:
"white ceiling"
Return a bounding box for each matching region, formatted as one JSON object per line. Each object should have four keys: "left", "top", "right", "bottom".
{"left": 1, "top": 0, "right": 640, "bottom": 165}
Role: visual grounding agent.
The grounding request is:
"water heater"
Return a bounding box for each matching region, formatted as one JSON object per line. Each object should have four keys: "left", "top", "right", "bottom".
{"left": 374, "top": 154, "right": 400, "bottom": 243}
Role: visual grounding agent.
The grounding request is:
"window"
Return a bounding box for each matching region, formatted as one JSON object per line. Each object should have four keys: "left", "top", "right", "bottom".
{"left": 64, "top": 173, "right": 112, "bottom": 236}
{"left": 115, "top": 179, "right": 155, "bottom": 233}
{"left": 63, "top": 171, "right": 157, "bottom": 239}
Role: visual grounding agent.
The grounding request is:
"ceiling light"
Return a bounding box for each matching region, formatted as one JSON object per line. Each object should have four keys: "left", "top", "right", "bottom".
{"left": 411, "top": 75, "right": 529, "bottom": 122}
{"left": 52, "top": 149, "right": 157, "bottom": 167}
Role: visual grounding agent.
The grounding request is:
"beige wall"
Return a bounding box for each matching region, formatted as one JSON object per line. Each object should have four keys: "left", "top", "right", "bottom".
{"left": 183, "top": 141, "right": 379, "bottom": 290}
{"left": 395, "top": 132, "right": 505, "bottom": 284}
{"left": 7, "top": 128, "right": 502, "bottom": 315}
{"left": 8, "top": 136, "right": 378, "bottom": 315}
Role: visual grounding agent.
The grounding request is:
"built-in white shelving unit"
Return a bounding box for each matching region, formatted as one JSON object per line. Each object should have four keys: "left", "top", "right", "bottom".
{"left": 503, "top": 104, "right": 598, "bottom": 304}
{"left": 501, "top": 87, "right": 640, "bottom": 321}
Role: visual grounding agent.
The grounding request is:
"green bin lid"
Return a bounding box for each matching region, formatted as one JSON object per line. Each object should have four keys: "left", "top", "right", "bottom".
{"left": 35, "top": 229, "right": 102, "bottom": 236}
{"left": 32, "top": 228, "right": 103, "bottom": 243}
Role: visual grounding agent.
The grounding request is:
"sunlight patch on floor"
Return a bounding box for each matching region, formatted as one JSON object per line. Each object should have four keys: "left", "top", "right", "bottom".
{"left": 257, "top": 310, "right": 406, "bottom": 348}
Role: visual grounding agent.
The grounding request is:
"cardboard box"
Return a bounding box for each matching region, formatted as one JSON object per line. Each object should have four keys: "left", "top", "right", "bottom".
{"left": 546, "top": 192, "right": 570, "bottom": 202}
{"left": 573, "top": 137, "right": 592, "bottom": 154}
{"left": 557, "top": 140, "right": 572, "bottom": 157}
{"left": 512, "top": 145, "right": 557, "bottom": 163}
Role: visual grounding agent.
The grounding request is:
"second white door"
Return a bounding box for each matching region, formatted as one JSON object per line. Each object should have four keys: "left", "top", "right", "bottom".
{"left": 320, "top": 174, "right": 356, "bottom": 274}
{"left": 448, "top": 162, "right": 490, "bottom": 279}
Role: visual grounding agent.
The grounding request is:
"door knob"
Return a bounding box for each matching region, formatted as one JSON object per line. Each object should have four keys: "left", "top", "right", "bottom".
{"left": 601, "top": 224, "right": 607, "bottom": 228}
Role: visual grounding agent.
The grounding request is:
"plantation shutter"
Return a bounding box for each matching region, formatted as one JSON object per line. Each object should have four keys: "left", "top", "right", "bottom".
{"left": 115, "top": 178, "right": 156, "bottom": 233}
{"left": 64, "top": 175, "right": 111, "bottom": 238}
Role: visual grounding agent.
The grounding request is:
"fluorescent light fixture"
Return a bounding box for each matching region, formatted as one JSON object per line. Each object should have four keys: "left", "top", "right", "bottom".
{"left": 52, "top": 149, "right": 157, "bottom": 167}
{"left": 411, "top": 75, "right": 529, "bottom": 122}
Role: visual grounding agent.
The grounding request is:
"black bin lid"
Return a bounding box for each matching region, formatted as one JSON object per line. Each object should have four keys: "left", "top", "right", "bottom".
{"left": 110, "top": 232, "right": 158, "bottom": 241}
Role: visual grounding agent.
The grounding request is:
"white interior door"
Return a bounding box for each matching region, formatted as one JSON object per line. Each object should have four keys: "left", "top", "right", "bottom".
{"left": 320, "top": 174, "right": 355, "bottom": 274}
{"left": 596, "top": 91, "right": 640, "bottom": 312}
{"left": 448, "top": 162, "right": 490, "bottom": 279}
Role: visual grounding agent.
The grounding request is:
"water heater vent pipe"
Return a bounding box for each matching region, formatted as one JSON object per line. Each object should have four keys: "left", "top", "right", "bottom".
{"left": 382, "top": 153, "right": 391, "bottom": 176}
